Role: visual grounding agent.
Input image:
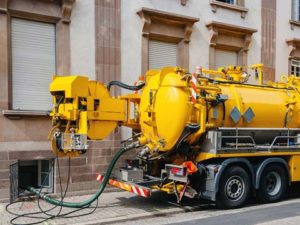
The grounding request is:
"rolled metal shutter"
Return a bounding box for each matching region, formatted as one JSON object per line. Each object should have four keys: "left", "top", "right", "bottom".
{"left": 215, "top": 49, "right": 238, "bottom": 69}
{"left": 149, "top": 40, "right": 177, "bottom": 69}
{"left": 11, "top": 18, "right": 56, "bottom": 111}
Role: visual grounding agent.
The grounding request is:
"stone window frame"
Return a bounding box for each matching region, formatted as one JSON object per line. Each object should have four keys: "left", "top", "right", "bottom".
{"left": 210, "top": 0, "right": 248, "bottom": 19}
{"left": 206, "top": 21, "right": 257, "bottom": 69}
{"left": 286, "top": 38, "right": 300, "bottom": 74}
{"left": 0, "top": 0, "right": 75, "bottom": 117}
{"left": 137, "top": 7, "right": 199, "bottom": 74}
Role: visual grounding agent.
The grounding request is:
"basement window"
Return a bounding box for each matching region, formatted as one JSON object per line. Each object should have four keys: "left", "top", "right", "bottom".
{"left": 17, "top": 159, "right": 54, "bottom": 196}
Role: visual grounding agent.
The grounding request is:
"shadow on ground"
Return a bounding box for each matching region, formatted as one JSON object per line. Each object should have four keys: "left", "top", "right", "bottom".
{"left": 118, "top": 181, "right": 300, "bottom": 214}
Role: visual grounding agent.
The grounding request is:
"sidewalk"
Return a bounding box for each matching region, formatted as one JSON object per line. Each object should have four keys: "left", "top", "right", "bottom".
{"left": 0, "top": 190, "right": 202, "bottom": 225}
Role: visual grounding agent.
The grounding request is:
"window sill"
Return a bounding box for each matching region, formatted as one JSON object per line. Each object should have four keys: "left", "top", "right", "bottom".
{"left": 2, "top": 110, "right": 50, "bottom": 119}
{"left": 210, "top": 1, "right": 248, "bottom": 19}
{"left": 290, "top": 20, "right": 300, "bottom": 30}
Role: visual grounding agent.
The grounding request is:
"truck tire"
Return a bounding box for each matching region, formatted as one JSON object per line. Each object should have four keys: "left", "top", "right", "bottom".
{"left": 216, "top": 166, "right": 251, "bottom": 209}
{"left": 257, "top": 164, "right": 287, "bottom": 203}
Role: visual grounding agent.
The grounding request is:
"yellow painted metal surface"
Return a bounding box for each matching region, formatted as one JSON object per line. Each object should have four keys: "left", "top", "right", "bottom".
{"left": 196, "top": 152, "right": 300, "bottom": 162}
{"left": 49, "top": 76, "right": 137, "bottom": 143}
{"left": 50, "top": 76, "right": 89, "bottom": 98}
{"left": 288, "top": 155, "right": 300, "bottom": 182}
{"left": 137, "top": 66, "right": 300, "bottom": 152}
{"left": 139, "top": 67, "right": 192, "bottom": 151}
{"left": 49, "top": 64, "right": 300, "bottom": 159}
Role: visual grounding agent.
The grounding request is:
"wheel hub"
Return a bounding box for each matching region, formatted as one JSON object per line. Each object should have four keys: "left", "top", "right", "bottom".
{"left": 265, "top": 171, "right": 281, "bottom": 196}
{"left": 225, "top": 175, "right": 245, "bottom": 201}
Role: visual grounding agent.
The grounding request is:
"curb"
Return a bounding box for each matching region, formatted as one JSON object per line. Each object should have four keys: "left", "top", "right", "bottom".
{"left": 72, "top": 197, "right": 300, "bottom": 225}
{"left": 72, "top": 207, "right": 187, "bottom": 225}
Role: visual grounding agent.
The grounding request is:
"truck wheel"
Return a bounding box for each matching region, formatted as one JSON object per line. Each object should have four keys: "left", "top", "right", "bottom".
{"left": 257, "top": 165, "right": 287, "bottom": 203}
{"left": 216, "top": 166, "right": 251, "bottom": 209}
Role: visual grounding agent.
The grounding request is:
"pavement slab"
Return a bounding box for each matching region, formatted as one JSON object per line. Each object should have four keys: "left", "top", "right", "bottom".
{"left": 0, "top": 190, "right": 201, "bottom": 225}
{"left": 3, "top": 189, "right": 300, "bottom": 225}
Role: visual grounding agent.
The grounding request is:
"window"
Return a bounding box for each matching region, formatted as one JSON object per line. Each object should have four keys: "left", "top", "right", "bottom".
{"left": 18, "top": 159, "right": 54, "bottom": 194}
{"left": 215, "top": 49, "right": 238, "bottom": 69}
{"left": 149, "top": 40, "right": 177, "bottom": 69}
{"left": 137, "top": 8, "right": 199, "bottom": 73}
{"left": 11, "top": 18, "right": 56, "bottom": 111}
{"left": 206, "top": 21, "right": 257, "bottom": 70}
{"left": 291, "top": 59, "right": 300, "bottom": 77}
{"left": 292, "top": 0, "right": 300, "bottom": 21}
{"left": 210, "top": 0, "right": 247, "bottom": 18}
{"left": 217, "top": 0, "right": 236, "bottom": 5}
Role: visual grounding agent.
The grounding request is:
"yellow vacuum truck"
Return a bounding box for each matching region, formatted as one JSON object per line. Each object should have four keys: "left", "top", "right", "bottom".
{"left": 39, "top": 64, "right": 300, "bottom": 209}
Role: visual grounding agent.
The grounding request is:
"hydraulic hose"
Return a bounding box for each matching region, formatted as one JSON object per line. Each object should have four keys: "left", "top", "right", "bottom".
{"left": 27, "top": 141, "right": 139, "bottom": 208}
{"left": 107, "top": 81, "right": 145, "bottom": 91}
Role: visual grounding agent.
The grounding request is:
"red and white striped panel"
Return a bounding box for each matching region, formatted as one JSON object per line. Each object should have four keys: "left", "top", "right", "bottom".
{"left": 191, "top": 73, "right": 198, "bottom": 104}
{"left": 96, "top": 174, "right": 151, "bottom": 198}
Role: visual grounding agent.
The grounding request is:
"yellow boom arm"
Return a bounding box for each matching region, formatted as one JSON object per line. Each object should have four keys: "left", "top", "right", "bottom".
{"left": 49, "top": 76, "right": 140, "bottom": 157}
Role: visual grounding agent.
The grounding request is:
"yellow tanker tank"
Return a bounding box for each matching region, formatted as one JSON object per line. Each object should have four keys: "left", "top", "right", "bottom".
{"left": 48, "top": 64, "right": 300, "bottom": 157}
{"left": 138, "top": 66, "right": 300, "bottom": 153}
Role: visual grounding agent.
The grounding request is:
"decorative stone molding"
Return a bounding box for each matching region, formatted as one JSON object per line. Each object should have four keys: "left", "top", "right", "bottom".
{"left": 140, "top": 13, "right": 151, "bottom": 37}
{"left": 137, "top": 7, "right": 199, "bottom": 73}
{"left": 0, "top": 0, "right": 8, "bottom": 14}
{"left": 183, "top": 24, "right": 193, "bottom": 43}
{"left": 206, "top": 21, "right": 257, "bottom": 49}
{"left": 286, "top": 38, "right": 300, "bottom": 59}
{"left": 61, "top": 0, "right": 75, "bottom": 23}
{"left": 181, "top": 0, "right": 188, "bottom": 6}
{"left": 206, "top": 21, "right": 257, "bottom": 69}
{"left": 210, "top": 0, "right": 248, "bottom": 18}
{"left": 290, "top": 20, "right": 300, "bottom": 30}
{"left": 137, "top": 7, "right": 199, "bottom": 42}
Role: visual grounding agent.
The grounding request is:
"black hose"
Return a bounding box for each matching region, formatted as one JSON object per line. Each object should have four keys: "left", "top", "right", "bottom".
{"left": 197, "top": 75, "right": 294, "bottom": 91}
{"left": 107, "top": 81, "right": 145, "bottom": 91}
{"left": 6, "top": 142, "right": 139, "bottom": 224}
{"left": 27, "top": 142, "right": 139, "bottom": 208}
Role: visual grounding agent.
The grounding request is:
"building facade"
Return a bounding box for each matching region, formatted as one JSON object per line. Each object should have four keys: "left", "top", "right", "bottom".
{"left": 0, "top": 0, "right": 299, "bottom": 202}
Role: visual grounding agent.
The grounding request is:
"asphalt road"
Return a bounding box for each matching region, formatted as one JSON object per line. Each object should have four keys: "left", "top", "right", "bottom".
{"left": 114, "top": 183, "right": 300, "bottom": 225}
{"left": 171, "top": 202, "right": 300, "bottom": 225}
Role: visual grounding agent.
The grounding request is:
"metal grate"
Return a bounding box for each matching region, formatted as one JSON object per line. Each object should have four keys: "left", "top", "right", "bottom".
{"left": 10, "top": 162, "right": 18, "bottom": 203}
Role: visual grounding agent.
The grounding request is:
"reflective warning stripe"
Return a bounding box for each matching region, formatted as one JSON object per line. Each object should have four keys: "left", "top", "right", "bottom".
{"left": 96, "top": 174, "right": 151, "bottom": 198}
{"left": 191, "top": 73, "right": 198, "bottom": 104}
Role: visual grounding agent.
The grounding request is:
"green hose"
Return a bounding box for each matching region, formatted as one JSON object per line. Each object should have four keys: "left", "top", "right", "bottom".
{"left": 27, "top": 142, "right": 139, "bottom": 208}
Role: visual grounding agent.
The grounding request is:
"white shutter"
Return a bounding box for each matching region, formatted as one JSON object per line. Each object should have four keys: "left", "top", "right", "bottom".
{"left": 149, "top": 40, "right": 177, "bottom": 69}
{"left": 11, "top": 18, "right": 56, "bottom": 111}
{"left": 215, "top": 49, "right": 238, "bottom": 69}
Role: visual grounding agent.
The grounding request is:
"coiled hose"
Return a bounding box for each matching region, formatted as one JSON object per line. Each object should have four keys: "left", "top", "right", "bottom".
{"left": 27, "top": 141, "right": 139, "bottom": 208}
{"left": 107, "top": 81, "right": 145, "bottom": 91}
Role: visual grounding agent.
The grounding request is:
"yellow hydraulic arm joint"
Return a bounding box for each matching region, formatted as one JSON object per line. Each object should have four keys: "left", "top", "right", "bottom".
{"left": 49, "top": 75, "right": 140, "bottom": 157}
